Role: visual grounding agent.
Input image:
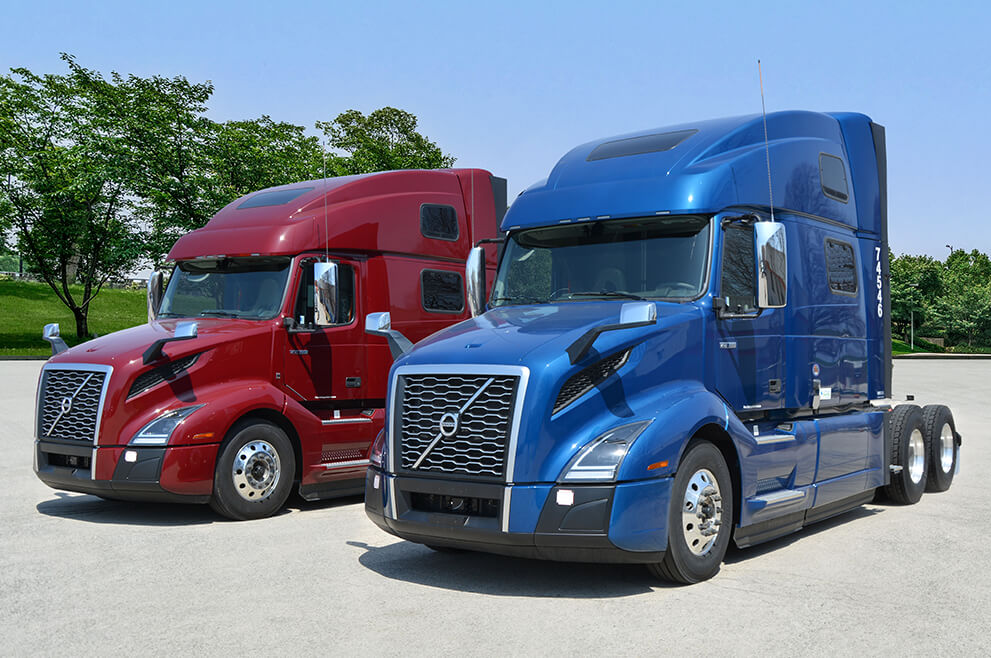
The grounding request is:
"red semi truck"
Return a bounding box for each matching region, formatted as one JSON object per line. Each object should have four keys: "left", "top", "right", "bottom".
{"left": 33, "top": 169, "right": 506, "bottom": 520}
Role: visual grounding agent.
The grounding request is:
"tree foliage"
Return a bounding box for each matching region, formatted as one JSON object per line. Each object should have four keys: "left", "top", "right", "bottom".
{"left": 317, "top": 107, "right": 455, "bottom": 175}
{"left": 0, "top": 56, "right": 145, "bottom": 337}
{"left": 1, "top": 57, "right": 455, "bottom": 339}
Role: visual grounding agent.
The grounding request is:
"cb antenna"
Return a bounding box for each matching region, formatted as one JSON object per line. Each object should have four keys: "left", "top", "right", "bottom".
{"left": 322, "top": 140, "right": 329, "bottom": 261}
{"left": 758, "top": 59, "right": 774, "bottom": 222}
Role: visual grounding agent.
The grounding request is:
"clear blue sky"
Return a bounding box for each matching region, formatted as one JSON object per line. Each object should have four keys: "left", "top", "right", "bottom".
{"left": 2, "top": 0, "right": 987, "bottom": 258}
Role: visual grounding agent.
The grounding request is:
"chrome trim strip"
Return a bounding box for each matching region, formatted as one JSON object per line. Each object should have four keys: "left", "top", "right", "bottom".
{"left": 321, "top": 459, "right": 370, "bottom": 469}
{"left": 754, "top": 489, "right": 806, "bottom": 505}
{"left": 501, "top": 487, "right": 511, "bottom": 533}
{"left": 753, "top": 434, "right": 797, "bottom": 446}
{"left": 38, "top": 362, "right": 114, "bottom": 480}
{"left": 320, "top": 417, "right": 373, "bottom": 425}
{"left": 389, "top": 364, "right": 531, "bottom": 484}
{"left": 388, "top": 476, "right": 397, "bottom": 519}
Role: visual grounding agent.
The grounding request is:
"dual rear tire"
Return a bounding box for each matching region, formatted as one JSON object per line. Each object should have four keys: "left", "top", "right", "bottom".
{"left": 884, "top": 403, "right": 957, "bottom": 504}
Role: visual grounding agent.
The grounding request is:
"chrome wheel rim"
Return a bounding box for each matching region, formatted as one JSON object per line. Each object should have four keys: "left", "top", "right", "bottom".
{"left": 907, "top": 429, "right": 925, "bottom": 484}
{"left": 939, "top": 422, "right": 954, "bottom": 473}
{"left": 231, "top": 441, "right": 281, "bottom": 502}
{"left": 681, "top": 468, "right": 723, "bottom": 556}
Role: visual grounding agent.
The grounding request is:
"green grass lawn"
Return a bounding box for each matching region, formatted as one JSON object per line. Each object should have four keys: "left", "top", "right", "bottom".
{"left": 0, "top": 279, "right": 145, "bottom": 356}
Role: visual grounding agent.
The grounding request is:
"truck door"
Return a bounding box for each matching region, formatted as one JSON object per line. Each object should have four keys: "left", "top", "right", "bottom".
{"left": 282, "top": 258, "right": 369, "bottom": 409}
{"left": 710, "top": 220, "right": 785, "bottom": 413}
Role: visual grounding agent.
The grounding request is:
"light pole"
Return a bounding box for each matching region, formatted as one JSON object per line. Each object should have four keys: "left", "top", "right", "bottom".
{"left": 908, "top": 282, "right": 919, "bottom": 351}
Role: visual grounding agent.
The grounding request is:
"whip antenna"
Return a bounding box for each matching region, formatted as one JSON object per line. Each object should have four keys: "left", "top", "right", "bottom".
{"left": 322, "top": 141, "right": 329, "bottom": 260}
{"left": 758, "top": 59, "right": 774, "bottom": 222}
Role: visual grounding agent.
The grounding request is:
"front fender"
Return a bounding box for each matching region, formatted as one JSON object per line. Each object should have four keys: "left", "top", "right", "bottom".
{"left": 168, "top": 379, "right": 287, "bottom": 446}
{"left": 617, "top": 381, "right": 733, "bottom": 481}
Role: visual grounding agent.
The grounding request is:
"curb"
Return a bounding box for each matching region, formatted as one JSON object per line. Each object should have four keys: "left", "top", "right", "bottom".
{"left": 0, "top": 356, "right": 49, "bottom": 361}
{"left": 894, "top": 353, "right": 991, "bottom": 359}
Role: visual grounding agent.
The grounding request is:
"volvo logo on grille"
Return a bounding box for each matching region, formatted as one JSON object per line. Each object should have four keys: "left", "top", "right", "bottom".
{"left": 438, "top": 412, "right": 459, "bottom": 437}
{"left": 60, "top": 397, "right": 73, "bottom": 414}
{"left": 410, "top": 376, "right": 496, "bottom": 470}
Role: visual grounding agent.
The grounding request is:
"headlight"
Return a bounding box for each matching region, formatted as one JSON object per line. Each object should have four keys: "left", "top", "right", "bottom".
{"left": 129, "top": 405, "right": 204, "bottom": 446}
{"left": 559, "top": 420, "right": 652, "bottom": 482}
{"left": 370, "top": 429, "right": 386, "bottom": 467}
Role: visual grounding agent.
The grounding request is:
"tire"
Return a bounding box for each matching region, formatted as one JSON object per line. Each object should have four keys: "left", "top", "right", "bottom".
{"left": 922, "top": 405, "right": 957, "bottom": 492}
{"left": 210, "top": 420, "right": 296, "bottom": 521}
{"left": 883, "top": 404, "right": 927, "bottom": 505}
{"left": 647, "top": 441, "right": 733, "bottom": 584}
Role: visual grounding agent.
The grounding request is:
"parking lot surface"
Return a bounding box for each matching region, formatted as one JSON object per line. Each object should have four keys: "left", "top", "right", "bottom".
{"left": 2, "top": 359, "right": 988, "bottom": 655}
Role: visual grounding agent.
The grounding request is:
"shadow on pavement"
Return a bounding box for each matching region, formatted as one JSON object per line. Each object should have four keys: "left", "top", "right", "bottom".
{"left": 348, "top": 539, "right": 667, "bottom": 598}
{"left": 35, "top": 491, "right": 367, "bottom": 526}
{"left": 724, "top": 505, "right": 883, "bottom": 564}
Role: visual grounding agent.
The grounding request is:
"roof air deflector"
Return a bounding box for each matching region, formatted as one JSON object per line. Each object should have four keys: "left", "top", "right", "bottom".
{"left": 587, "top": 129, "right": 697, "bottom": 162}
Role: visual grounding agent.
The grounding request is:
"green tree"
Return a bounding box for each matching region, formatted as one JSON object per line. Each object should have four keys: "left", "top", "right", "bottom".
{"left": 889, "top": 251, "right": 942, "bottom": 340}
{"left": 929, "top": 249, "right": 991, "bottom": 347}
{"left": 0, "top": 57, "right": 145, "bottom": 337}
{"left": 317, "top": 107, "right": 455, "bottom": 174}
{"left": 205, "top": 116, "right": 325, "bottom": 210}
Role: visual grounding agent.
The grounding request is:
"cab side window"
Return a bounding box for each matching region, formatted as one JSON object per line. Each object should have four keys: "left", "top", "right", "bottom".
{"left": 293, "top": 262, "right": 356, "bottom": 326}
{"left": 720, "top": 224, "right": 757, "bottom": 313}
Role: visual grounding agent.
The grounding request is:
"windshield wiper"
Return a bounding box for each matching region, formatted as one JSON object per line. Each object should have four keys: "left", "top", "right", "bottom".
{"left": 490, "top": 295, "right": 548, "bottom": 306}
{"left": 566, "top": 291, "right": 646, "bottom": 301}
{"left": 199, "top": 309, "right": 242, "bottom": 318}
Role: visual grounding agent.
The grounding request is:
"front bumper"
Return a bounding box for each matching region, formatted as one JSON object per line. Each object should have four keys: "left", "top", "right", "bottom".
{"left": 35, "top": 440, "right": 215, "bottom": 503}
{"left": 365, "top": 468, "right": 671, "bottom": 563}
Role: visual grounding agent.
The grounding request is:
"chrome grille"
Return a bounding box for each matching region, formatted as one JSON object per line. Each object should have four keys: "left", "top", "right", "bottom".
{"left": 38, "top": 368, "right": 108, "bottom": 443}
{"left": 398, "top": 374, "right": 518, "bottom": 478}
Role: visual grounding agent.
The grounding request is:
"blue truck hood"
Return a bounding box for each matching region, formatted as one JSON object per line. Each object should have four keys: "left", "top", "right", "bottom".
{"left": 401, "top": 300, "right": 694, "bottom": 370}
{"left": 393, "top": 300, "right": 707, "bottom": 483}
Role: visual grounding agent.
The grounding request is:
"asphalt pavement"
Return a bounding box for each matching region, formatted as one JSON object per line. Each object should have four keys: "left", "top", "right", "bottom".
{"left": 1, "top": 359, "right": 988, "bottom": 656}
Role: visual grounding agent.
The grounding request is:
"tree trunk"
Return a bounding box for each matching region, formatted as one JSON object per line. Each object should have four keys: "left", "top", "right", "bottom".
{"left": 72, "top": 306, "right": 89, "bottom": 338}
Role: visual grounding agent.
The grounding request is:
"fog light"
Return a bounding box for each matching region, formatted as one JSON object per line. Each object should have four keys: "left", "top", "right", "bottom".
{"left": 556, "top": 489, "right": 574, "bottom": 506}
{"left": 124, "top": 450, "right": 137, "bottom": 463}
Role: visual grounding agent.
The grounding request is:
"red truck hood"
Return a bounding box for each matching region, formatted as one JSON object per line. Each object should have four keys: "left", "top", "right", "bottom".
{"left": 49, "top": 318, "right": 276, "bottom": 369}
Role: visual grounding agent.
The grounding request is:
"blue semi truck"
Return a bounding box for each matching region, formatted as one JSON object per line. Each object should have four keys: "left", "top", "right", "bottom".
{"left": 362, "top": 111, "right": 960, "bottom": 583}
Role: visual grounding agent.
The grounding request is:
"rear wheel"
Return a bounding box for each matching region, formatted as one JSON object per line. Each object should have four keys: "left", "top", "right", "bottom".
{"left": 883, "top": 404, "right": 927, "bottom": 505}
{"left": 647, "top": 441, "right": 733, "bottom": 584}
{"left": 922, "top": 405, "right": 957, "bottom": 492}
{"left": 210, "top": 420, "right": 296, "bottom": 521}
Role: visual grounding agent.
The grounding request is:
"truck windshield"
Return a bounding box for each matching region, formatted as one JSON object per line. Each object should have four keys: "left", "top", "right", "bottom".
{"left": 490, "top": 215, "right": 711, "bottom": 306}
{"left": 158, "top": 257, "right": 292, "bottom": 320}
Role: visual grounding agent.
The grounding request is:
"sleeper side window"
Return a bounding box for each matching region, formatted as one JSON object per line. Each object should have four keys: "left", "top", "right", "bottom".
{"left": 420, "top": 204, "right": 459, "bottom": 241}
{"left": 825, "top": 239, "right": 857, "bottom": 295}
{"left": 720, "top": 224, "right": 757, "bottom": 314}
{"left": 819, "top": 153, "right": 849, "bottom": 203}
{"left": 421, "top": 269, "right": 465, "bottom": 313}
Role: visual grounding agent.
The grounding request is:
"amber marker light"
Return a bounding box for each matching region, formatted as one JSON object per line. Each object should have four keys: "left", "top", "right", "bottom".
{"left": 647, "top": 461, "right": 669, "bottom": 471}
{"left": 192, "top": 432, "right": 215, "bottom": 440}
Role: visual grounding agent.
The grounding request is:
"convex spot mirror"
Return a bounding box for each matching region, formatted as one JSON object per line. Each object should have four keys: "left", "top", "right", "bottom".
{"left": 314, "top": 261, "right": 339, "bottom": 326}
{"left": 756, "top": 221, "right": 787, "bottom": 308}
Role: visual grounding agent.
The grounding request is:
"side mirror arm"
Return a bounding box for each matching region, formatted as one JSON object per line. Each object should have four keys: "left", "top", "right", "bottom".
{"left": 364, "top": 312, "right": 413, "bottom": 360}
{"left": 42, "top": 323, "right": 69, "bottom": 357}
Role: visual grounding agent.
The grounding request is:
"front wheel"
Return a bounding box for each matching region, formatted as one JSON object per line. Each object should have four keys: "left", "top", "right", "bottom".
{"left": 210, "top": 420, "right": 296, "bottom": 521}
{"left": 647, "top": 441, "right": 734, "bottom": 584}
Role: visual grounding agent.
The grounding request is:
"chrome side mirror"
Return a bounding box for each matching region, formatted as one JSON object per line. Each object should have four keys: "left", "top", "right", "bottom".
{"left": 756, "top": 222, "right": 787, "bottom": 308}
{"left": 314, "top": 261, "right": 339, "bottom": 326}
{"left": 466, "top": 246, "right": 486, "bottom": 317}
{"left": 365, "top": 311, "right": 414, "bottom": 360}
{"left": 620, "top": 300, "right": 657, "bottom": 324}
{"left": 42, "top": 323, "right": 68, "bottom": 357}
{"left": 174, "top": 321, "right": 198, "bottom": 339}
{"left": 147, "top": 270, "right": 164, "bottom": 322}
